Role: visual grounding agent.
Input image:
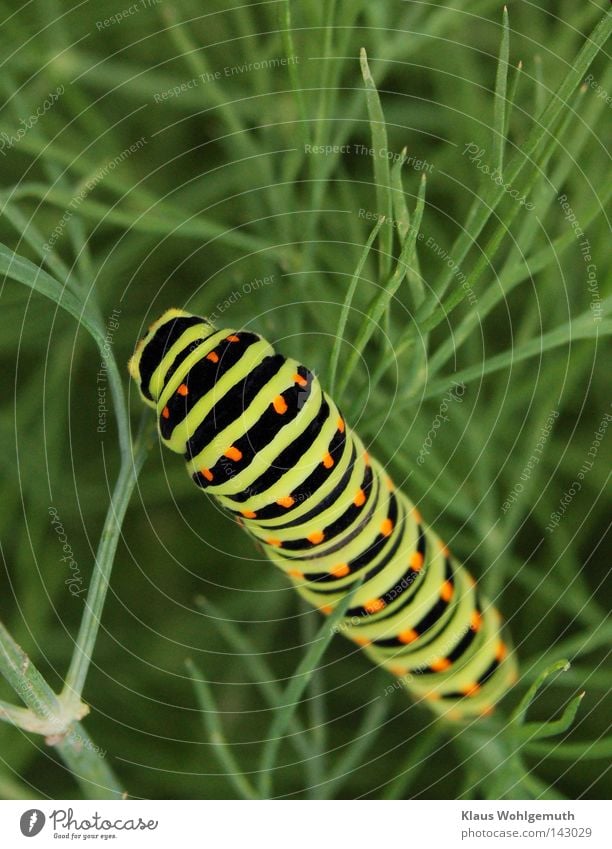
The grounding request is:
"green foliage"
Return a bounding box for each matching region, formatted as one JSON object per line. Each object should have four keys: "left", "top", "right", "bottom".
{"left": 0, "top": 0, "right": 609, "bottom": 800}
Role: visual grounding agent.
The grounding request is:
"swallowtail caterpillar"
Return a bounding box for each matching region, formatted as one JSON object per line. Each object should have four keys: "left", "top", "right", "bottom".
{"left": 129, "top": 309, "right": 518, "bottom": 719}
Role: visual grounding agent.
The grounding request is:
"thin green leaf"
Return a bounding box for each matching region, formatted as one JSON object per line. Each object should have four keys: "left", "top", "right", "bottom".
{"left": 360, "top": 47, "right": 393, "bottom": 281}
{"left": 337, "top": 173, "right": 426, "bottom": 399}
{"left": 299, "top": 604, "right": 327, "bottom": 798}
{"left": 258, "top": 579, "right": 363, "bottom": 797}
{"left": 3, "top": 184, "right": 273, "bottom": 257}
{"left": 329, "top": 217, "right": 385, "bottom": 395}
{"left": 186, "top": 659, "right": 260, "bottom": 800}
{"left": 325, "top": 696, "right": 391, "bottom": 796}
{"left": 391, "top": 148, "right": 424, "bottom": 307}
{"left": 0, "top": 200, "right": 77, "bottom": 292}
{"left": 517, "top": 692, "right": 585, "bottom": 742}
{"left": 503, "top": 60, "right": 523, "bottom": 142}
{"left": 493, "top": 6, "right": 511, "bottom": 176}
{"left": 390, "top": 148, "right": 411, "bottom": 242}
{"left": 0, "top": 242, "right": 99, "bottom": 335}
{"left": 195, "top": 595, "right": 312, "bottom": 761}
{"left": 61, "top": 412, "right": 152, "bottom": 707}
{"left": 526, "top": 737, "right": 612, "bottom": 761}
{"left": 160, "top": 5, "right": 269, "bottom": 180}
{"left": 511, "top": 659, "right": 571, "bottom": 725}
{"left": 0, "top": 73, "right": 84, "bottom": 292}
{"left": 384, "top": 726, "right": 445, "bottom": 799}
{"left": 524, "top": 621, "right": 612, "bottom": 673}
{"left": 425, "top": 79, "right": 598, "bottom": 381}
{"left": 0, "top": 243, "right": 130, "bottom": 459}
{"left": 414, "top": 309, "right": 611, "bottom": 404}
{"left": 417, "top": 8, "right": 612, "bottom": 326}
{"left": 533, "top": 54, "right": 546, "bottom": 117}
{"left": 351, "top": 332, "right": 415, "bottom": 416}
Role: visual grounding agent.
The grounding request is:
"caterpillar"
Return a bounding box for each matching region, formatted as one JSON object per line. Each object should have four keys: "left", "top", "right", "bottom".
{"left": 129, "top": 308, "right": 518, "bottom": 720}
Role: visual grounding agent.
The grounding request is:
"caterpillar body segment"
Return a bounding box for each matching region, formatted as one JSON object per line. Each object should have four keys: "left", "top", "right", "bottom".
{"left": 129, "top": 309, "right": 518, "bottom": 719}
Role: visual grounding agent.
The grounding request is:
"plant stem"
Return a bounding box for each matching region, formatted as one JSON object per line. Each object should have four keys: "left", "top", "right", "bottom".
{"left": 61, "top": 411, "right": 152, "bottom": 711}
{"left": 0, "top": 618, "right": 124, "bottom": 799}
{"left": 54, "top": 723, "right": 125, "bottom": 799}
{"left": 0, "top": 616, "right": 62, "bottom": 720}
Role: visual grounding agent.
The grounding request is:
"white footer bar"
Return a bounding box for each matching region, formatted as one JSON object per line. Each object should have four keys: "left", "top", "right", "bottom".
{"left": 0, "top": 799, "right": 608, "bottom": 848}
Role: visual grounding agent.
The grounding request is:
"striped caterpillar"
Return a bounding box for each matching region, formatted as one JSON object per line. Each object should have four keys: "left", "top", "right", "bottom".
{"left": 129, "top": 309, "right": 518, "bottom": 719}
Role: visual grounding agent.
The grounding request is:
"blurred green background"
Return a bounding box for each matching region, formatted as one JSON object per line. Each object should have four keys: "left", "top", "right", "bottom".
{"left": 0, "top": 0, "right": 610, "bottom": 800}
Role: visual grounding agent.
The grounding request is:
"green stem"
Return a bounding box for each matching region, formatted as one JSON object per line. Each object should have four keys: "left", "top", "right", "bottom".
{"left": 186, "top": 659, "right": 260, "bottom": 800}
{"left": 54, "top": 723, "right": 125, "bottom": 799}
{"left": 258, "top": 581, "right": 362, "bottom": 797}
{"left": 0, "top": 618, "right": 123, "bottom": 799}
{"left": 61, "top": 411, "right": 152, "bottom": 710}
{"left": 492, "top": 6, "right": 510, "bottom": 177}
{"left": 0, "top": 616, "right": 62, "bottom": 721}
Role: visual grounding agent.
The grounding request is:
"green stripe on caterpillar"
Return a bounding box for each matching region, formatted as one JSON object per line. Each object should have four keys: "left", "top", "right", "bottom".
{"left": 129, "top": 308, "right": 518, "bottom": 720}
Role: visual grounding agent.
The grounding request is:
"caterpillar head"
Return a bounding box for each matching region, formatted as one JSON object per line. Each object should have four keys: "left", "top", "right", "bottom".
{"left": 128, "top": 308, "right": 213, "bottom": 407}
